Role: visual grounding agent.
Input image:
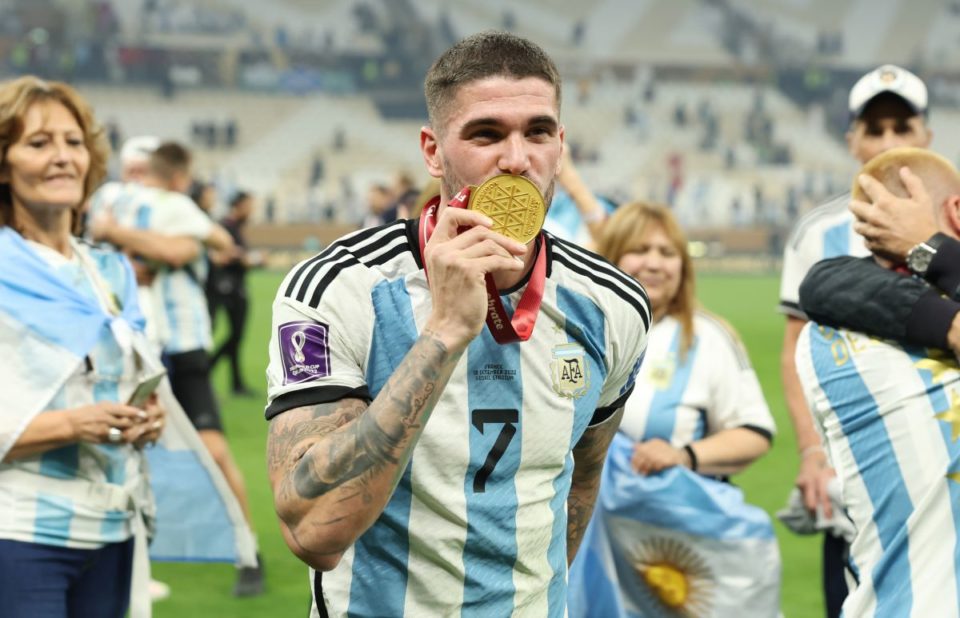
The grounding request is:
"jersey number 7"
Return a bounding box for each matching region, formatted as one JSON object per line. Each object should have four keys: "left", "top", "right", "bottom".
{"left": 471, "top": 409, "right": 519, "bottom": 493}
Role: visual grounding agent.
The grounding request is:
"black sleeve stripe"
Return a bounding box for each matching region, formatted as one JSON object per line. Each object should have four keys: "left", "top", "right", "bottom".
{"left": 284, "top": 222, "right": 409, "bottom": 299}
{"left": 283, "top": 224, "right": 390, "bottom": 298}
{"left": 589, "top": 383, "right": 635, "bottom": 427}
{"left": 552, "top": 251, "right": 651, "bottom": 331}
{"left": 741, "top": 424, "right": 774, "bottom": 443}
{"left": 550, "top": 237, "right": 649, "bottom": 301}
{"left": 551, "top": 236, "right": 650, "bottom": 302}
{"left": 297, "top": 250, "right": 360, "bottom": 307}
{"left": 284, "top": 225, "right": 413, "bottom": 306}
{"left": 294, "top": 247, "right": 355, "bottom": 303}
{"left": 264, "top": 384, "right": 372, "bottom": 420}
{"left": 304, "top": 240, "right": 412, "bottom": 308}
{"left": 295, "top": 227, "right": 406, "bottom": 302}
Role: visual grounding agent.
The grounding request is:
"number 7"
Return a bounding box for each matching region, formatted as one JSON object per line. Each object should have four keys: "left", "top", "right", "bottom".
{"left": 471, "top": 409, "right": 519, "bottom": 493}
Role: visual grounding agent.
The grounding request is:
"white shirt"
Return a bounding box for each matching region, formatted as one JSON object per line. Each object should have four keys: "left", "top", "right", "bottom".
{"left": 620, "top": 311, "right": 775, "bottom": 447}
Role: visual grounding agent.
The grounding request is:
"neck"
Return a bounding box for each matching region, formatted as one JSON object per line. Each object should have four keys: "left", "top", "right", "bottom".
{"left": 652, "top": 304, "right": 669, "bottom": 323}
{"left": 14, "top": 203, "right": 73, "bottom": 256}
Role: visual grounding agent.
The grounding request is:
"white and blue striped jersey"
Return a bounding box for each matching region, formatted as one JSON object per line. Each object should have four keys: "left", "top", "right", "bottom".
{"left": 89, "top": 181, "right": 213, "bottom": 353}
{"left": 796, "top": 323, "right": 960, "bottom": 617}
{"left": 619, "top": 312, "right": 775, "bottom": 447}
{"left": 265, "top": 220, "right": 650, "bottom": 618}
{"left": 780, "top": 193, "right": 870, "bottom": 318}
{"left": 0, "top": 241, "right": 149, "bottom": 549}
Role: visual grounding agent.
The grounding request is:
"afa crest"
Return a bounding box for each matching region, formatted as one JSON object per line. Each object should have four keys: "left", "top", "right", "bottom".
{"left": 647, "top": 355, "right": 676, "bottom": 390}
{"left": 551, "top": 343, "right": 590, "bottom": 399}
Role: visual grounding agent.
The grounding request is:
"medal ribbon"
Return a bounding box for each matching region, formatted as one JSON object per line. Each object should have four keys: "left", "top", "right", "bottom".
{"left": 418, "top": 188, "right": 547, "bottom": 344}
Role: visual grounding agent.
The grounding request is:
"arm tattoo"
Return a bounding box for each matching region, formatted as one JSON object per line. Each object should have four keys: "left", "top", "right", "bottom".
{"left": 567, "top": 407, "right": 623, "bottom": 562}
{"left": 271, "top": 333, "right": 454, "bottom": 506}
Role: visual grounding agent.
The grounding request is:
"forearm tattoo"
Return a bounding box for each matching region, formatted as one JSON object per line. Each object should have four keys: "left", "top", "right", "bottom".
{"left": 566, "top": 408, "right": 623, "bottom": 562}
{"left": 269, "top": 332, "right": 454, "bottom": 508}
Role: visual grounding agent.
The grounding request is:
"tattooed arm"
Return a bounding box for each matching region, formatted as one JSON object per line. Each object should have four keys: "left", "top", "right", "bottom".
{"left": 267, "top": 206, "right": 527, "bottom": 571}
{"left": 267, "top": 329, "right": 462, "bottom": 571}
{"left": 566, "top": 407, "right": 624, "bottom": 565}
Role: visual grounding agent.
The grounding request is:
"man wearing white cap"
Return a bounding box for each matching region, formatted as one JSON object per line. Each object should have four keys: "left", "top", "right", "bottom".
{"left": 778, "top": 64, "right": 933, "bottom": 617}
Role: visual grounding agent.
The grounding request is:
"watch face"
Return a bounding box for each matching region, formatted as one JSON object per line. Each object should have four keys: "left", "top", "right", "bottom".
{"left": 908, "top": 244, "right": 935, "bottom": 274}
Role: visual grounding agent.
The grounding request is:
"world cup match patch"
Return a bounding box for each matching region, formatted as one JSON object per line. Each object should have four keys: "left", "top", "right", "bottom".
{"left": 278, "top": 321, "right": 331, "bottom": 385}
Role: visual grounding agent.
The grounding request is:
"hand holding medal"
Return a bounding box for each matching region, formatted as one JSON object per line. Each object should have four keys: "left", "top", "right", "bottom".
{"left": 420, "top": 174, "right": 548, "bottom": 346}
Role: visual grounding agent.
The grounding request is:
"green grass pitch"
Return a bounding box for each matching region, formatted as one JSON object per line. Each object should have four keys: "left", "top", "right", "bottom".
{"left": 151, "top": 270, "right": 823, "bottom": 617}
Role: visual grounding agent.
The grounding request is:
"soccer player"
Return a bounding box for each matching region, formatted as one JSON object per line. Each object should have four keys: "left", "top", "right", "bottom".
{"left": 89, "top": 143, "right": 264, "bottom": 596}
{"left": 795, "top": 148, "right": 960, "bottom": 616}
{"left": 778, "top": 64, "right": 932, "bottom": 614}
{"left": 265, "top": 32, "right": 650, "bottom": 617}
{"left": 800, "top": 161, "right": 960, "bottom": 355}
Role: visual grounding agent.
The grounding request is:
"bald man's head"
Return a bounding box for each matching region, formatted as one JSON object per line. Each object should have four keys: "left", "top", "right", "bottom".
{"left": 853, "top": 147, "right": 960, "bottom": 224}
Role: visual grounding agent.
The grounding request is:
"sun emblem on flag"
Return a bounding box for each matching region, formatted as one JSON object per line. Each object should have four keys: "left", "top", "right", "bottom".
{"left": 629, "top": 537, "right": 714, "bottom": 617}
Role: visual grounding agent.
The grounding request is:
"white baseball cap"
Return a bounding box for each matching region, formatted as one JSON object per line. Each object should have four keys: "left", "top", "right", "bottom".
{"left": 848, "top": 64, "right": 928, "bottom": 120}
{"left": 119, "top": 135, "right": 160, "bottom": 164}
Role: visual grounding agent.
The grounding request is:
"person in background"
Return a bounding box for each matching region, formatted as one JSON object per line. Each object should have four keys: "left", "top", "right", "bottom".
{"left": 568, "top": 202, "right": 779, "bottom": 617}
{"left": 778, "top": 64, "right": 933, "bottom": 616}
{"left": 209, "top": 190, "right": 261, "bottom": 396}
{"left": 387, "top": 170, "right": 419, "bottom": 220}
{"left": 190, "top": 180, "right": 218, "bottom": 216}
{"left": 361, "top": 182, "right": 397, "bottom": 228}
{"left": 795, "top": 147, "right": 960, "bottom": 617}
{"left": 89, "top": 142, "right": 264, "bottom": 597}
{"left": 0, "top": 75, "right": 165, "bottom": 618}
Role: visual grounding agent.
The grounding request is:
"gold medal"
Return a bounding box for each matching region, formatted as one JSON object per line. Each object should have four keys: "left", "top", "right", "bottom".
{"left": 468, "top": 174, "right": 546, "bottom": 244}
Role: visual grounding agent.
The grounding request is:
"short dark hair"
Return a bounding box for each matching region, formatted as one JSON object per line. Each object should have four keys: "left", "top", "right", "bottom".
{"left": 424, "top": 31, "right": 561, "bottom": 132}
{"left": 229, "top": 190, "right": 250, "bottom": 208}
{"left": 854, "top": 92, "right": 922, "bottom": 126}
{"left": 149, "top": 141, "right": 191, "bottom": 182}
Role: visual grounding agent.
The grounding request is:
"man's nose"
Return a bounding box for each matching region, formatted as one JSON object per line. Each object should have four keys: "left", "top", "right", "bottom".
{"left": 497, "top": 134, "right": 530, "bottom": 175}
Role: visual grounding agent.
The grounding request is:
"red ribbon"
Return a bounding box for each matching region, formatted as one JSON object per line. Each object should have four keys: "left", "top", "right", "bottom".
{"left": 418, "top": 188, "right": 547, "bottom": 344}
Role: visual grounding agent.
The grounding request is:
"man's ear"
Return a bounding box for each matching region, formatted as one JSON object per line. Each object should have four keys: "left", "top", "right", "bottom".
{"left": 943, "top": 194, "right": 960, "bottom": 237}
{"left": 420, "top": 126, "right": 443, "bottom": 179}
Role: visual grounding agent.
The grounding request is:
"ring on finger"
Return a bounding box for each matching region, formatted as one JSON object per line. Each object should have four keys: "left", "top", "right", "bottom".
{"left": 107, "top": 426, "right": 123, "bottom": 444}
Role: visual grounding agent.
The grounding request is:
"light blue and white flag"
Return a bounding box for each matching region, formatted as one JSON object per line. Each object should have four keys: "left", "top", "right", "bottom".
{"left": 568, "top": 433, "right": 781, "bottom": 618}
{"left": 0, "top": 227, "right": 256, "bottom": 567}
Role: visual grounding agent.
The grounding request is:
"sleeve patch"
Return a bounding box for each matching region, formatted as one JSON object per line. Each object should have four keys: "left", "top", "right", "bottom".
{"left": 278, "top": 320, "right": 331, "bottom": 385}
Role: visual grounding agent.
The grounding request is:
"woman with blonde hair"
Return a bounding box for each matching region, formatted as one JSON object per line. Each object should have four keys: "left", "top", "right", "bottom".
{"left": 0, "top": 76, "right": 164, "bottom": 617}
{"left": 568, "top": 202, "right": 780, "bottom": 617}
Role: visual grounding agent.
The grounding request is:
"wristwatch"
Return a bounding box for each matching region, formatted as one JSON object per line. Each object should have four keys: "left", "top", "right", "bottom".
{"left": 906, "top": 233, "right": 947, "bottom": 277}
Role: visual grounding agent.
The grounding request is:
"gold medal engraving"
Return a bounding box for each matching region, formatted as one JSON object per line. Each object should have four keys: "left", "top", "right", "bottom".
{"left": 469, "top": 175, "right": 546, "bottom": 244}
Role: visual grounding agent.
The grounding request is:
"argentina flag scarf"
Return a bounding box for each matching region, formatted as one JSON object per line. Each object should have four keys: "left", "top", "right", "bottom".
{"left": 0, "top": 227, "right": 256, "bottom": 567}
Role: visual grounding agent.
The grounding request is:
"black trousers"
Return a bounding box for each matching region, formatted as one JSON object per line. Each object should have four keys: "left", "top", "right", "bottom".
{"left": 823, "top": 532, "right": 850, "bottom": 618}
{"left": 210, "top": 289, "right": 249, "bottom": 391}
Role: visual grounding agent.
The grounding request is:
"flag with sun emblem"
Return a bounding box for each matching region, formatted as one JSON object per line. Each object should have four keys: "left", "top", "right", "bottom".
{"left": 568, "top": 433, "right": 780, "bottom": 617}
